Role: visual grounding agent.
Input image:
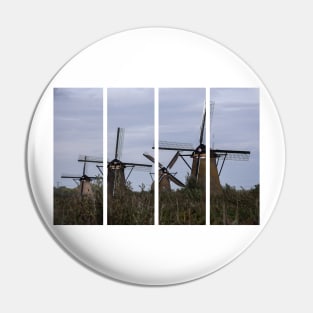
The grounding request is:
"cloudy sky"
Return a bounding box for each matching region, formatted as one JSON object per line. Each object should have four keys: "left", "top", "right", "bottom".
{"left": 54, "top": 88, "right": 103, "bottom": 188}
{"left": 54, "top": 87, "right": 258, "bottom": 190}
{"left": 159, "top": 88, "right": 206, "bottom": 188}
{"left": 107, "top": 88, "right": 154, "bottom": 191}
{"left": 210, "top": 88, "right": 259, "bottom": 189}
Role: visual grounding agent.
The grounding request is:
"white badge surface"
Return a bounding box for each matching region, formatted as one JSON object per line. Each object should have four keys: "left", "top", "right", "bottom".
{"left": 27, "top": 28, "right": 285, "bottom": 285}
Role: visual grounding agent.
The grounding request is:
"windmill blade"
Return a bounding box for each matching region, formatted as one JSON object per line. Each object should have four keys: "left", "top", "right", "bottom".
{"left": 124, "top": 162, "right": 152, "bottom": 168}
{"left": 168, "top": 174, "right": 185, "bottom": 187}
{"left": 115, "top": 127, "right": 125, "bottom": 159}
{"left": 114, "top": 128, "right": 120, "bottom": 159}
{"left": 78, "top": 155, "right": 103, "bottom": 163}
{"left": 143, "top": 152, "right": 155, "bottom": 163}
{"left": 213, "top": 149, "right": 250, "bottom": 161}
{"left": 199, "top": 106, "right": 206, "bottom": 145}
{"left": 167, "top": 151, "right": 180, "bottom": 169}
{"left": 61, "top": 175, "right": 81, "bottom": 179}
{"left": 125, "top": 165, "right": 151, "bottom": 172}
{"left": 143, "top": 153, "right": 163, "bottom": 168}
{"left": 82, "top": 160, "right": 87, "bottom": 176}
{"left": 157, "top": 141, "right": 194, "bottom": 151}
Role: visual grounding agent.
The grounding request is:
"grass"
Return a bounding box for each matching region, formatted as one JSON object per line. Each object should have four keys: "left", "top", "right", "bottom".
{"left": 108, "top": 177, "right": 205, "bottom": 225}
{"left": 210, "top": 184, "right": 259, "bottom": 225}
{"left": 54, "top": 179, "right": 259, "bottom": 225}
{"left": 107, "top": 188, "right": 154, "bottom": 225}
{"left": 53, "top": 178, "right": 103, "bottom": 225}
{"left": 159, "top": 180, "right": 205, "bottom": 225}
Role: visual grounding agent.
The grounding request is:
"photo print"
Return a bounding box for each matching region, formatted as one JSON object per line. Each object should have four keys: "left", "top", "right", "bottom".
{"left": 158, "top": 88, "right": 206, "bottom": 225}
{"left": 107, "top": 88, "right": 154, "bottom": 225}
{"left": 54, "top": 88, "right": 103, "bottom": 225}
{"left": 210, "top": 88, "right": 260, "bottom": 225}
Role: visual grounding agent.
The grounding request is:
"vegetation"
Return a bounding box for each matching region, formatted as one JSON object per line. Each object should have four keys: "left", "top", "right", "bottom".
{"left": 54, "top": 177, "right": 103, "bottom": 225}
{"left": 107, "top": 183, "right": 154, "bottom": 225}
{"left": 159, "top": 177, "right": 205, "bottom": 225}
{"left": 108, "top": 178, "right": 205, "bottom": 225}
{"left": 54, "top": 178, "right": 259, "bottom": 226}
{"left": 210, "top": 184, "right": 259, "bottom": 225}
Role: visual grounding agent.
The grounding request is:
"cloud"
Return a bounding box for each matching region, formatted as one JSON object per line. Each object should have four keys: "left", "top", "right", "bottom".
{"left": 107, "top": 88, "right": 154, "bottom": 190}
{"left": 158, "top": 88, "right": 206, "bottom": 188}
{"left": 211, "top": 88, "right": 260, "bottom": 188}
{"left": 159, "top": 88, "right": 206, "bottom": 144}
{"left": 54, "top": 87, "right": 259, "bottom": 190}
{"left": 54, "top": 88, "right": 103, "bottom": 187}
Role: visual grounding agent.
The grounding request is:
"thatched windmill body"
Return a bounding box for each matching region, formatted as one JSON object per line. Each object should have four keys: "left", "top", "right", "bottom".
{"left": 143, "top": 151, "right": 185, "bottom": 191}
{"left": 108, "top": 127, "right": 152, "bottom": 196}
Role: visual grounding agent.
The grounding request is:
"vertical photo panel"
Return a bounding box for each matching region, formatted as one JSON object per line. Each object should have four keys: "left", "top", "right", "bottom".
{"left": 210, "top": 88, "right": 260, "bottom": 225}
{"left": 107, "top": 88, "right": 154, "bottom": 225}
{"left": 53, "top": 88, "right": 103, "bottom": 225}
{"left": 158, "top": 88, "right": 206, "bottom": 225}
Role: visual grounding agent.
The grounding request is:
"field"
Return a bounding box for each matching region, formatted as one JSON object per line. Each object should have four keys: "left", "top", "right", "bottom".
{"left": 53, "top": 178, "right": 103, "bottom": 225}
{"left": 210, "top": 184, "right": 259, "bottom": 225}
{"left": 54, "top": 179, "right": 258, "bottom": 225}
{"left": 108, "top": 177, "right": 205, "bottom": 225}
{"left": 107, "top": 188, "right": 154, "bottom": 225}
{"left": 159, "top": 178, "right": 205, "bottom": 225}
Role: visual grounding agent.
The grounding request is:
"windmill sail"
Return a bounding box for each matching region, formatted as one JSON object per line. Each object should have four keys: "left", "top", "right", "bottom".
{"left": 143, "top": 152, "right": 185, "bottom": 191}
{"left": 115, "top": 127, "right": 125, "bottom": 160}
{"left": 199, "top": 106, "right": 206, "bottom": 145}
{"left": 191, "top": 105, "right": 206, "bottom": 187}
{"left": 157, "top": 101, "right": 207, "bottom": 190}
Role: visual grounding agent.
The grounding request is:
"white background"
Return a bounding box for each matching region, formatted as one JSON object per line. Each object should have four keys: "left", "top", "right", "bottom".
{"left": 0, "top": 1, "right": 311, "bottom": 312}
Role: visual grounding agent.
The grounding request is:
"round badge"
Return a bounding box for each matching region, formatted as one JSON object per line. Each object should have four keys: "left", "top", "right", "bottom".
{"left": 27, "top": 28, "right": 285, "bottom": 285}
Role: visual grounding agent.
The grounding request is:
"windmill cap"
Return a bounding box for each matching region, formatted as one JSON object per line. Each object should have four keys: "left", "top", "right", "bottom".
{"left": 193, "top": 143, "right": 206, "bottom": 155}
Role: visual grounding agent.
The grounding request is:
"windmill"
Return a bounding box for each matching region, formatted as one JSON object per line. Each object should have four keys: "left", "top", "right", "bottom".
{"left": 209, "top": 101, "right": 250, "bottom": 195}
{"left": 61, "top": 156, "right": 97, "bottom": 198}
{"left": 158, "top": 103, "right": 207, "bottom": 190}
{"left": 143, "top": 151, "right": 185, "bottom": 191}
{"left": 108, "top": 127, "right": 152, "bottom": 196}
{"left": 157, "top": 101, "right": 251, "bottom": 194}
